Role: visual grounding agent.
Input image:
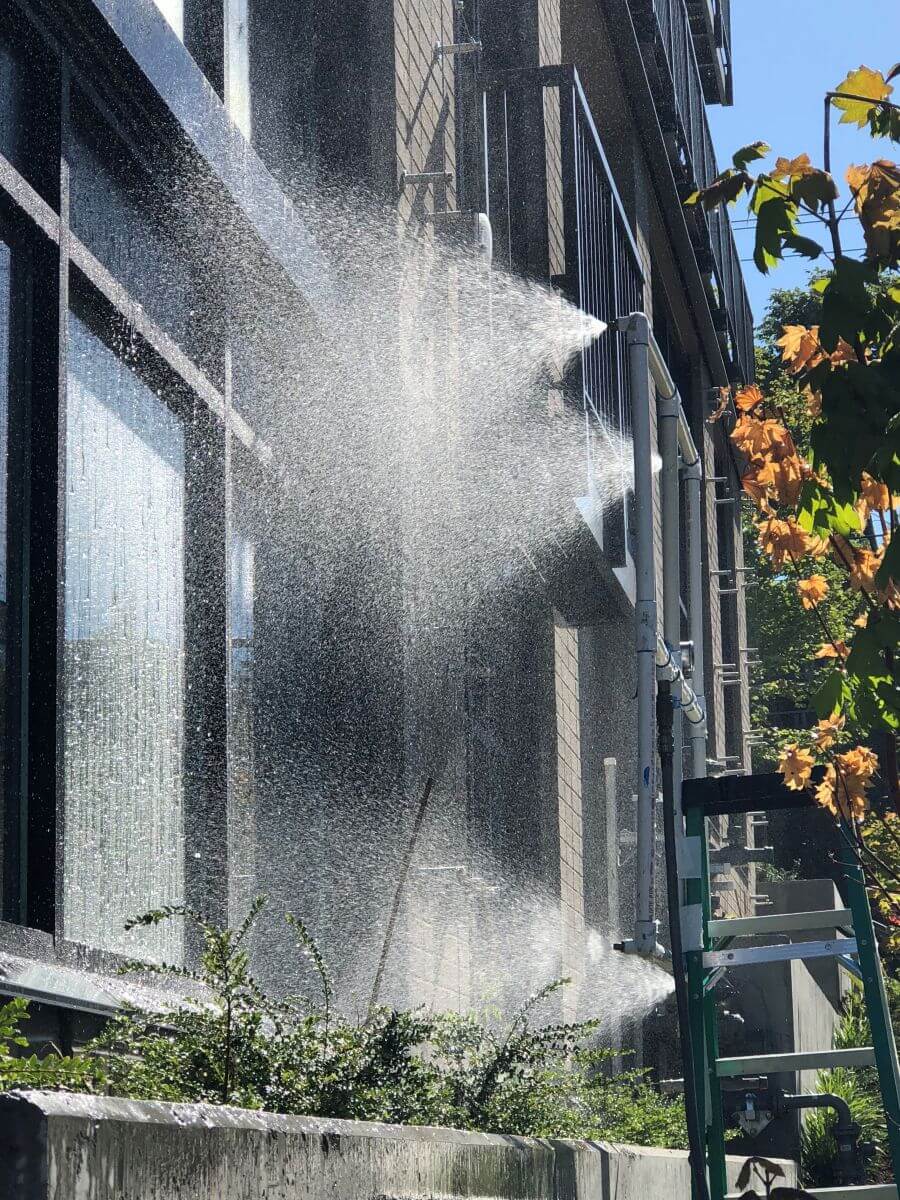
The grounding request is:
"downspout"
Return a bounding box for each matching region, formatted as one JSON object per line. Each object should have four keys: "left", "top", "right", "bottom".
{"left": 617, "top": 312, "right": 663, "bottom": 958}
{"left": 649, "top": 334, "right": 707, "bottom": 781}
{"left": 616, "top": 314, "right": 707, "bottom": 960}
{"left": 657, "top": 376, "right": 683, "bottom": 825}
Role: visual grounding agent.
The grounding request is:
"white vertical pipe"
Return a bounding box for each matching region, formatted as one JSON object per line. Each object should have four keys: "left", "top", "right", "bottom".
{"left": 604, "top": 758, "right": 623, "bottom": 1065}
{"left": 604, "top": 757, "right": 620, "bottom": 936}
{"left": 618, "top": 313, "right": 659, "bottom": 956}
{"left": 683, "top": 457, "right": 708, "bottom": 779}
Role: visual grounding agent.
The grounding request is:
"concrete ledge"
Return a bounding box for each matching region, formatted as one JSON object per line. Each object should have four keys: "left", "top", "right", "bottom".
{"left": 0, "top": 1090, "right": 796, "bottom": 1199}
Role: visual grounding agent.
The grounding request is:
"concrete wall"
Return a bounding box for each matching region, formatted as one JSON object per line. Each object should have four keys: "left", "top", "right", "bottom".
{"left": 723, "top": 879, "right": 849, "bottom": 1162}
{"left": 0, "top": 1091, "right": 795, "bottom": 1200}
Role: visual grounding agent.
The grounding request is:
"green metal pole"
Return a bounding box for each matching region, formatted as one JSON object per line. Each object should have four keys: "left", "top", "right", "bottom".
{"left": 842, "top": 831, "right": 900, "bottom": 1183}
{"left": 686, "top": 804, "right": 728, "bottom": 1200}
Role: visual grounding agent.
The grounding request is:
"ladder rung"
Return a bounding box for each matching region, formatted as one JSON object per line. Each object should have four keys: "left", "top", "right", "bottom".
{"left": 704, "top": 938, "right": 857, "bottom": 969}
{"left": 727, "top": 1190, "right": 898, "bottom": 1200}
{"left": 708, "top": 908, "right": 853, "bottom": 938}
{"left": 716, "top": 1047, "right": 876, "bottom": 1077}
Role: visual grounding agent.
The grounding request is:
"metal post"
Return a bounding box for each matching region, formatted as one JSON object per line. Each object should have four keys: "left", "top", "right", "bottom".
{"left": 843, "top": 834, "right": 900, "bottom": 1181}
{"left": 683, "top": 457, "right": 707, "bottom": 780}
{"left": 619, "top": 313, "right": 660, "bottom": 956}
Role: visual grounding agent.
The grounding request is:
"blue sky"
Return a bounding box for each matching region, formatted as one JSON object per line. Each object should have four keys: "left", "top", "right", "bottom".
{"left": 707, "top": 0, "right": 900, "bottom": 326}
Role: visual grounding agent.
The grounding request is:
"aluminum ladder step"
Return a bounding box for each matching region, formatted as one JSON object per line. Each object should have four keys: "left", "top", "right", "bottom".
{"left": 727, "top": 1187, "right": 898, "bottom": 1200}
{"left": 716, "top": 1047, "right": 876, "bottom": 1077}
{"left": 708, "top": 908, "right": 853, "bottom": 939}
{"left": 704, "top": 938, "right": 857, "bottom": 969}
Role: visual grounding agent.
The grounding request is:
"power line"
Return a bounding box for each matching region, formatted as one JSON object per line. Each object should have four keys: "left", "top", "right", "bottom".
{"left": 738, "top": 247, "right": 866, "bottom": 264}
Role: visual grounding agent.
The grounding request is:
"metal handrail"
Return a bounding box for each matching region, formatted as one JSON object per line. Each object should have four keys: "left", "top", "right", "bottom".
{"left": 481, "top": 64, "right": 645, "bottom": 565}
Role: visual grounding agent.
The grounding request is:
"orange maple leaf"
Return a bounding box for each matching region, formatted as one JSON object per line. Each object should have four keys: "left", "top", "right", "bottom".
{"left": 846, "top": 160, "right": 900, "bottom": 263}
{"left": 732, "top": 416, "right": 790, "bottom": 461}
{"left": 812, "top": 713, "right": 845, "bottom": 751}
{"left": 777, "top": 324, "right": 856, "bottom": 375}
{"left": 772, "top": 153, "right": 816, "bottom": 181}
{"left": 763, "top": 456, "right": 805, "bottom": 506}
{"left": 778, "top": 743, "right": 815, "bottom": 791}
{"left": 847, "top": 547, "right": 884, "bottom": 594}
{"left": 815, "top": 765, "right": 839, "bottom": 816}
{"left": 816, "top": 640, "right": 850, "bottom": 660}
{"left": 707, "top": 388, "right": 731, "bottom": 424}
{"left": 758, "top": 517, "right": 821, "bottom": 566}
{"left": 858, "top": 472, "right": 891, "bottom": 519}
{"left": 797, "top": 574, "right": 829, "bottom": 610}
{"left": 777, "top": 325, "right": 824, "bottom": 374}
{"left": 734, "top": 385, "right": 765, "bottom": 413}
{"left": 802, "top": 386, "right": 822, "bottom": 418}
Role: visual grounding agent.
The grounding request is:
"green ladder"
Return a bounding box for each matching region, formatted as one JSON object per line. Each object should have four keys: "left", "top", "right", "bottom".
{"left": 678, "top": 772, "right": 900, "bottom": 1200}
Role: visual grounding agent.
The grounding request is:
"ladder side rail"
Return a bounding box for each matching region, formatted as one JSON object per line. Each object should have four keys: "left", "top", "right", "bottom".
{"left": 843, "top": 839, "right": 900, "bottom": 1183}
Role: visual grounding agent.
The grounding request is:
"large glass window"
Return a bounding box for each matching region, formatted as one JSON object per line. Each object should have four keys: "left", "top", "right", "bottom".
{"left": 0, "top": 242, "right": 9, "bottom": 908}
{"left": 227, "top": 506, "right": 256, "bottom": 925}
{"left": 62, "top": 314, "right": 186, "bottom": 962}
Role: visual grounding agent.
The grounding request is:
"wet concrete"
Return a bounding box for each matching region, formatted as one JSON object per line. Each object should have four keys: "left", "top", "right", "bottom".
{"left": 0, "top": 1091, "right": 796, "bottom": 1199}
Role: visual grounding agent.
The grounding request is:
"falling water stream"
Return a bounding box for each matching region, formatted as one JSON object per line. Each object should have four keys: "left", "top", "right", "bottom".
{"left": 56, "top": 174, "right": 673, "bottom": 1030}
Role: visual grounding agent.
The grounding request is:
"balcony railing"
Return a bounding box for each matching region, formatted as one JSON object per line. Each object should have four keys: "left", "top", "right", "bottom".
{"left": 683, "top": 0, "right": 732, "bottom": 105}
{"left": 481, "top": 65, "right": 645, "bottom": 567}
{"left": 632, "top": 0, "right": 754, "bottom": 383}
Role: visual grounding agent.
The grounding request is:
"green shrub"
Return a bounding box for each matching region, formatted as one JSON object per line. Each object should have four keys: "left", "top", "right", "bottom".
{"left": 0, "top": 996, "right": 104, "bottom": 1093}
{"left": 800, "top": 986, "right": 891, "bottom": 1186}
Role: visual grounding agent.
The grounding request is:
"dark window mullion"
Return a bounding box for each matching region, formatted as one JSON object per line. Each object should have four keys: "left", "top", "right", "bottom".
{"left": 24, "top": 63, "right": 66, "bottom": 933}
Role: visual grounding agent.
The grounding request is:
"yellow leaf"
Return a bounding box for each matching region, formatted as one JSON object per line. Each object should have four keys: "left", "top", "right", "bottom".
{"left": 832, "top": 66, "right": 894, "bottom": 127}
{"left": 778, "top": 743, "right": 815, "bottom": 791}
{"left": 797, "top": 574, "right": 829, "bottom": 610}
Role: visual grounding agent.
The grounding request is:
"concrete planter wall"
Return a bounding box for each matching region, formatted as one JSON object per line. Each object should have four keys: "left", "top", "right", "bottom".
{"left": 0, "top": 1091, "right": 795, "bottom": 1200}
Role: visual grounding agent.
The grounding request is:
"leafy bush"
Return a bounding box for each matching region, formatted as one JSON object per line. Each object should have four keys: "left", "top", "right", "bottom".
{"left": 0, "top": 996, "right": 104, "bottom": 1093}
{"left": 800, "top": 986, "right": 892, "bottom": 1186}
{"left": 1, "top": 899, "right": 687, "bottom": 1148}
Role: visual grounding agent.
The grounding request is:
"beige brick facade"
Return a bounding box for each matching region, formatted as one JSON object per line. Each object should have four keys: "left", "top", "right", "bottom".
{"left": 394, "top": 0, "right": 457, "bottom": 226}
{"left": 554, "top": 620, "right": 585, "bottom": 1019}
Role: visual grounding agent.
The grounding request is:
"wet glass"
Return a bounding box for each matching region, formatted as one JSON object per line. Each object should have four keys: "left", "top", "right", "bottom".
{"left": 227, "top": 504, "right": 257, "bottom": 925}
{"left": 62, "top": 314, "right": 186, "bottom": 962}
{"left": 0, "top": 244, "right": 9, "bottom": 907}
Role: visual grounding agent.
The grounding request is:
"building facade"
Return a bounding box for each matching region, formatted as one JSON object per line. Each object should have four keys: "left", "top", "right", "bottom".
{"left": 0, "top": 0, "right": 757, "bottom": 1048}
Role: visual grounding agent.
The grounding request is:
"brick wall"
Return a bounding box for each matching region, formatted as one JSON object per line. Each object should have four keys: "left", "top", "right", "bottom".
{"left": 554, "top": 620, "right": 585, "bottom": 1019}
{"left": 394, "top": 0, "right": 457, "bottom": 226}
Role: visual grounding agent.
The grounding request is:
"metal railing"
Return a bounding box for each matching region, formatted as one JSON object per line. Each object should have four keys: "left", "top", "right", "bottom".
{"left": 634, "top": 0, "right": 754, "bottom": 383}
{"left": 682, "top": 0, "right": 733, "bottom": 105}
{"left": 481, "top": 65, "right": 645, "bottom": 566}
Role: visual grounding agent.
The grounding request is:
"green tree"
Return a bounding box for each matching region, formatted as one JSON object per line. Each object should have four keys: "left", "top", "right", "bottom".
{"left": 747, "top": 291, "right": 862, "bottom": 771}
{"left": 687, "top": 64, "right": 900, "bottom": 865}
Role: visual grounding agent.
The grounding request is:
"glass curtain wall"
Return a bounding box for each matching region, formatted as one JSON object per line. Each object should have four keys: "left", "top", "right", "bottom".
{"left": 0, "top": 243, "right": 9, "bottom": 903}
{"left": 62, "top": 315, "right": 186, "bottom": 962}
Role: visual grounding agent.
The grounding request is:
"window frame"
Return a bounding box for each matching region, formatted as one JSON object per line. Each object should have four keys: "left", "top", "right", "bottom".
{"left": 0, "top": 13, "right": 263, "bottom": 959}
